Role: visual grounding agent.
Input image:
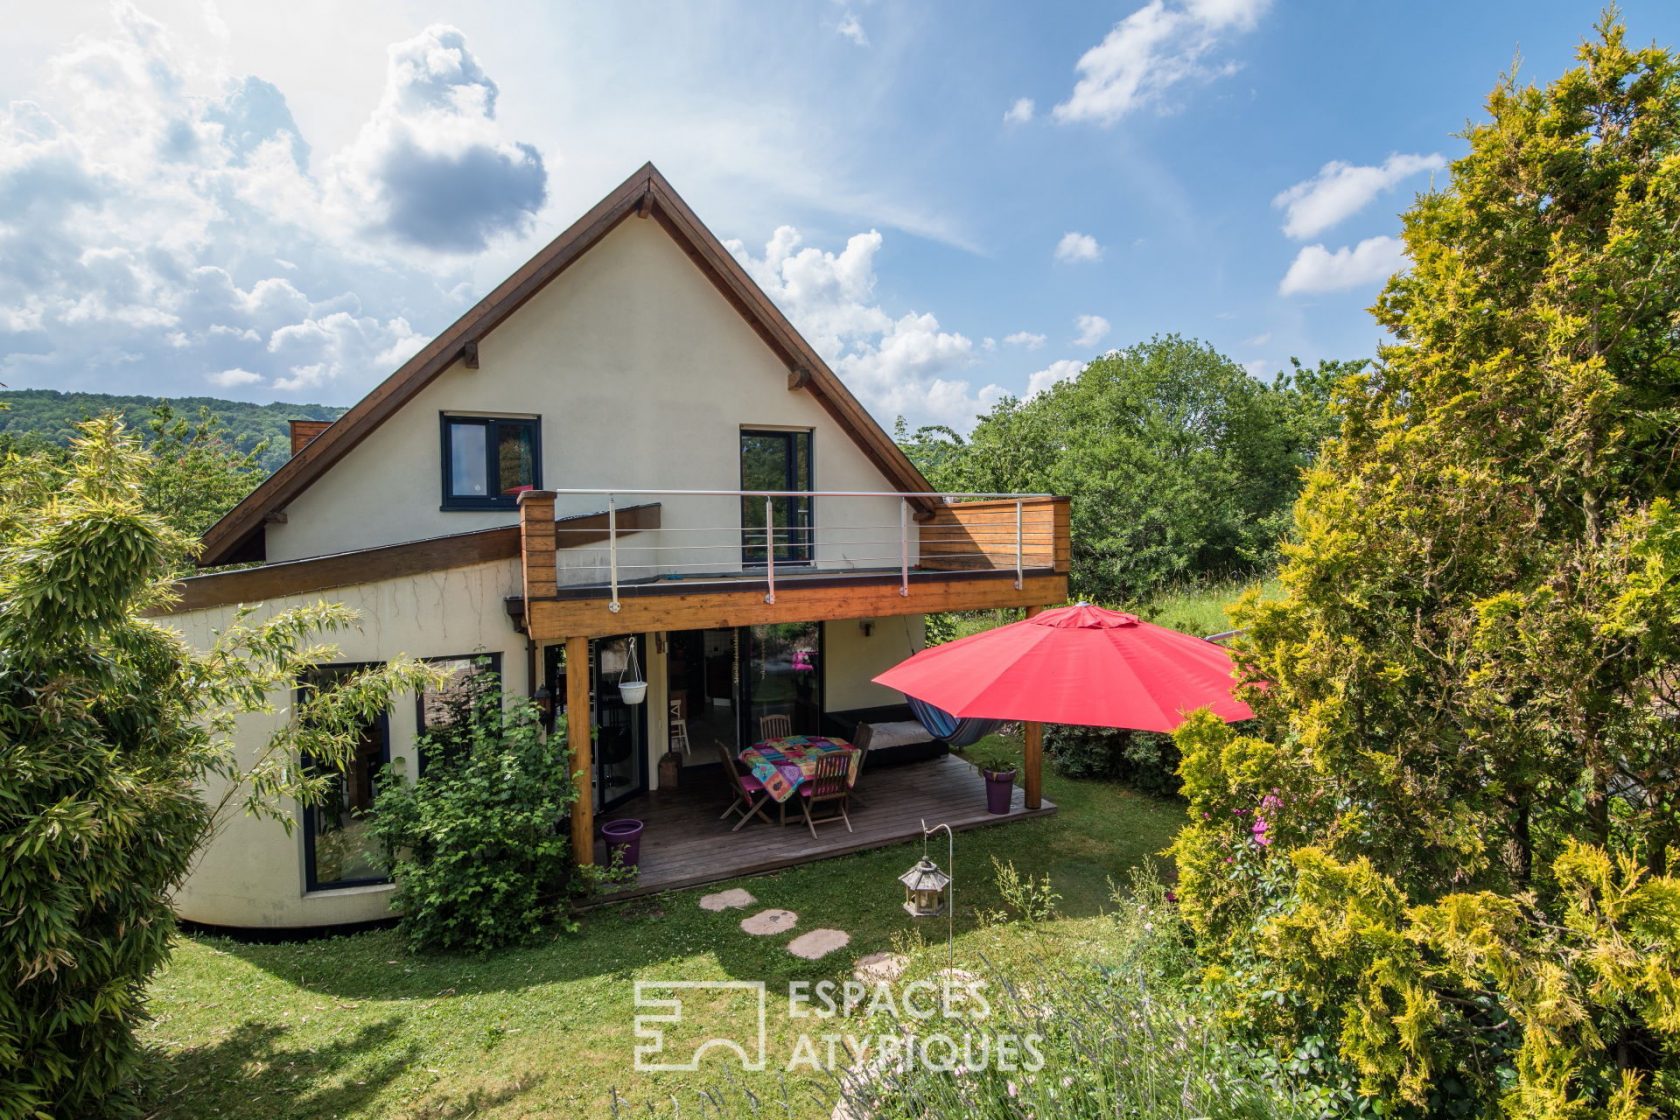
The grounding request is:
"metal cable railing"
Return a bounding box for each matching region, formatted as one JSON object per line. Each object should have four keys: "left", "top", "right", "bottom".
{"left": 534, "top": 488, "right": 1060, "bottom": 613}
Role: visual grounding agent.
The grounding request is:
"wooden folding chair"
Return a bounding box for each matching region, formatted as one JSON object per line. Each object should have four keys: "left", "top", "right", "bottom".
{"left": 797, "top": 751, "right": 854, "bottom": 838}
{"left": 758, "top": 713, "right": 792, "bottom": 741}
{"left": 717, "top": 744, "right": 773, "bottom": 831}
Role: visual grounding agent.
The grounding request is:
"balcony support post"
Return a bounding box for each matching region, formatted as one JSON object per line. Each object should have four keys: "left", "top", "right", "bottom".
{"left": 763, "top": 496, "right": 776, "bottom": 605}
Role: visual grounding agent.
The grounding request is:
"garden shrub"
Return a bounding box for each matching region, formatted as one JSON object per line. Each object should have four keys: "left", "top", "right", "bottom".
{"left": 370, "top": 669, "right": 582, "bottom": 953}
{"left": 1173, "top": 19, "right": 1680, "bottom": 1116}
{"left": 1045, "top": 724, "right": 1181, "bottom": 796}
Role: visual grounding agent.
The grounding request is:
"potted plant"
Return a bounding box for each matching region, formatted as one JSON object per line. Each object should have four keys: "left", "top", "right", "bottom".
{"left": 965, "top": 743, "right": 1018, "bottom": 815}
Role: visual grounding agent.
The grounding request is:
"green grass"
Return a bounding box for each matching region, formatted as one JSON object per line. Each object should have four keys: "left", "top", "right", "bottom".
{"left": 1134, "top": 574, "right": 1279, "bottom": 637}
{"left": 140, "top": 735, "right": 1184, "bottom": 1119}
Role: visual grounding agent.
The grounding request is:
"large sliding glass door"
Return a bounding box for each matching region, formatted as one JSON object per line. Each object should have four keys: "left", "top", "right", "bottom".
{"left": 739, "top": 622, "right": 823, "bottom": 745}
{"left": 545, "top": 637, "right": 648, "bottom": 812}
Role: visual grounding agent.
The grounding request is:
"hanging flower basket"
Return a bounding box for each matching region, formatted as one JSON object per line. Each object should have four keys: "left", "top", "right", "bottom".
{"left": 617, "top": 637, "right": 647, "bottom": 705}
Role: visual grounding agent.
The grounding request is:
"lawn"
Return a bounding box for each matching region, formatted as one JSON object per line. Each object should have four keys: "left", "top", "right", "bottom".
{"left": 139, "top": 736, "right": 1185, "bottom": 1119}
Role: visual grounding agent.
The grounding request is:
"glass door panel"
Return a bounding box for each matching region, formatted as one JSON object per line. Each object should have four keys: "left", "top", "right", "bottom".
{"left": 740, "top": 622, "right": 823, "bottom": 744}
{"left": 740, "top": 430, "right": 813, "bottom": 566}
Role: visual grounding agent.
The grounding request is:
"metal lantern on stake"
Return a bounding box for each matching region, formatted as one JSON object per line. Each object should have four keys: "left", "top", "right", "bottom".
{"left": 899, "top": 820, "right": 955, "bottom": 970}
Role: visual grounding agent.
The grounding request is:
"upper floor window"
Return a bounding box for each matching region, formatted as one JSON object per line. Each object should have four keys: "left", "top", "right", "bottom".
{"left": 441, "top": 415, "right": 541, "bottom": 510}
{"left": 741, "top": 428, "right": 813, "bottom": 566}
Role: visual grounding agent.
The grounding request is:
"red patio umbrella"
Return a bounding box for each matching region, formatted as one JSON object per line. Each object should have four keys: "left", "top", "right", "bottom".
{"left": 873, "top": 602, "right": 1253, "bottom": 733}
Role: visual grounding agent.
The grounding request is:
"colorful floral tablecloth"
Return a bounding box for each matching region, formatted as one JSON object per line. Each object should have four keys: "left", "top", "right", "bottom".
{"left": 741, "top": 736, "right": 859, "bottom": 803}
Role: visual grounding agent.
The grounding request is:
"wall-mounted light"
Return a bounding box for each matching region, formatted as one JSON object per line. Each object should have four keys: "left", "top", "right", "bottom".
{"left": 859, "top": 619, "right": 875, "bottom": 638}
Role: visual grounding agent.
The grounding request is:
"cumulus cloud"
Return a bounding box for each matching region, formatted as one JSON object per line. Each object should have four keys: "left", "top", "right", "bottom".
{"left": 1053, "top": 0, "right": 1268, "bottom": 125}
{"left": 1278, "top": 235, "right": 1407, "bottom": 295}
{"left": 1074, "top": 314, "right": 1111, "bottom": 347}
{"left": 1003, "top": 97, "right": 1035, "bottom": 124}
{"left": 0, "top": 8, "right": 541, "bottom": 399}
{"left": 1027, "top": 358, "right": 1085, "bottom": 397}
{"left": 836, "top": 12, "right": 868, "bottom": 46}
{"left": 1273, "top": 152, "right": 1444, "bottom": 239}
{"left": 329, "top": 26, "right": 546, "bottom": 252}
{"left": 1004, "top": 331, "right": 1046, "bottom": 349}
{"left": 1054, "top": 231, "right": 1103, "bottom": 263}
{"left": 728, "top": 225, "right": 1007, "bottom": 429}
{"left": 209, "top": 368, "right": 263, "bottom": 387}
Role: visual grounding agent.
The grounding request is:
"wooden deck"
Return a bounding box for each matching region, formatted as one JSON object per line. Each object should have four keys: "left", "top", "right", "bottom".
{"left": 589, "top": 753, "right": 1057, "bottom": 902}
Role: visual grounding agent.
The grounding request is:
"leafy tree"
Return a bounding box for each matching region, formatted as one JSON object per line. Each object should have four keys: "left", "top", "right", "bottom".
{"left": 0, "top": 418, "right": 437, "bottom": 1118}
{"left": 1174, "top": 16, "right": 1680, "bottom": 1116}
{"left": 141, "top": 404, "right": 269, "bottom": 545}
{"left": 903, "top": 336, "right": 1355, "bottom": 606}
{"left": 368, "top": 667, "right": 586, "bottom": 953}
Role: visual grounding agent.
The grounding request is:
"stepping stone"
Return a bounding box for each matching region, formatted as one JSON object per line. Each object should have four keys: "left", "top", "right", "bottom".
{"left": 852, "top": 952, "right": 908, "bottom": 984}
{"left": 740, "top": 908, "right": 798, "bottom": 936}
{"left": 788, "top": 929, "right": 850, "bottom": 960}
{"left": 699, "top": 888, "right": 756, "bottom": 912}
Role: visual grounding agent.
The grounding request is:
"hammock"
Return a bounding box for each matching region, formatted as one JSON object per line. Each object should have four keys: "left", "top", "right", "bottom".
{"left": 906, "top": 695, "right": 1002, "bottom": 749}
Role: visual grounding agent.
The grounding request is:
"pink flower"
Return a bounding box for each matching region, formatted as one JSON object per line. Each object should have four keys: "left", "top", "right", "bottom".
{"left": 1260, "top": 793, "right": 1283, "bottom": 814}
{"left": 1251, "top": 816, "right": 1271, "bottom": 847}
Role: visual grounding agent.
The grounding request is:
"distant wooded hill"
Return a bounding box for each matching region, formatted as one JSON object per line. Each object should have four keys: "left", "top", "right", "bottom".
{"left": 0, "top": 390, "right": 346, "bottom": 473}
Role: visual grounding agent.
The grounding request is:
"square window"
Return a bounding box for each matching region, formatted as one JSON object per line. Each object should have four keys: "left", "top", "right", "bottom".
{"left": 441, "top": 416, "right": 541, "bottom": 509}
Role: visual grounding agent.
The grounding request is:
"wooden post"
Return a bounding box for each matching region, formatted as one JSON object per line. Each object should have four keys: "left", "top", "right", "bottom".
{"left": 565, "top": 635, "right": 594, "bottom": 865}
{"left": 1023, "top": 604, "right": 1047, "bottom": 810}
{"left": 518, "top": 489, "right": 557, "bottom": 606}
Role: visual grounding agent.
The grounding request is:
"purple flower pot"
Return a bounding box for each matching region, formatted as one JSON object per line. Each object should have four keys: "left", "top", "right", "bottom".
{"left": 983, "top": 771, "right": 1016, "bottom": 815}
{"left": 601, "top": 818, "right": 645, "bottom": 869}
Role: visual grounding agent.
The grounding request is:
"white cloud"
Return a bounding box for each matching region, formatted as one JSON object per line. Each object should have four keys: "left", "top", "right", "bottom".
{"left": 729, "top": 226, "right": 1001, "bottom": 430}
{"left": 1053, "top": 0, "right": 1269, "bottom": 125}
{"left": 1004, "top": 331, "right": 1047, "bottom": 349}
{"left": 209, "top": 368, "right": 263, "bottom": 387}
{"left": 0, "top": 8, "right": 519, "bottom": 400}
{"left": 1273, "top": 152, "right": 1444, "bottom": 239}
{"left": 1027, "top": 359, "right": 1085, "bottom": 397}
{"left": 836, "top": 13, "right": 868, "bottom": 46}
{"left": 327, "top": 25, "right": 547, "bottom": 252}
{"left": 1074, "top": 314, "right": 1111, "bottom": 347}
{"left": 1054, "top": 231, "right": 1103, "bottom": 263}
{"left": 1279, "top": 235, "right": 1407, "bottom": 296}
{"left": 1003, "top": 97, "right": 1035, "bottom": 124}
{"left": 1244, "top": 331, "right": 1271, "bottom": 346}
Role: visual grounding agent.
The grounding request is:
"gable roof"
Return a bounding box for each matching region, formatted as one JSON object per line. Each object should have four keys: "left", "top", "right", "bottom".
{"left": 198, "top": 162, "right": 936, "bottom": 567}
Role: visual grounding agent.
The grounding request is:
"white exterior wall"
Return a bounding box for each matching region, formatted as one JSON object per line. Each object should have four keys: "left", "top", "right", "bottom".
{"left": 823, "top": 615, "right": 927, "bottom": 713}
{"left": 265, "top": 217, "right": 912, "bottom": 582}
{"left": 165, "top": 559, "right": 525, "bottom": 928}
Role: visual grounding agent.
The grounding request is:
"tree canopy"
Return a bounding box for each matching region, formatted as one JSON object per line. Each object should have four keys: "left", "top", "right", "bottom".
{"left": 1174, "top": 15, "right": 1680, "bottom": 1116}
{"left": 901, "top": 336, "right": 1352, "bottom": 606}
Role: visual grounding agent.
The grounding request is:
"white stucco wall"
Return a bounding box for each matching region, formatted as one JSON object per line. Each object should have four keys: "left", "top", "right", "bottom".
{"left": 824, "top": 615, "right": 926, "bottom": 713}
{"left": 265, "top": 217, "right": 912, "bottom": 582}
{"left": 164, "top": 558, "right": 525, "bottom": 929}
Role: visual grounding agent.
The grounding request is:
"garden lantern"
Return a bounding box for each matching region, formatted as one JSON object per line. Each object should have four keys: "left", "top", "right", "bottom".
{"left": 900, "top": 820, "right": 956, "bottom": 970}
{"left": 899, "top": 857, "right": 950, "bottom": 918}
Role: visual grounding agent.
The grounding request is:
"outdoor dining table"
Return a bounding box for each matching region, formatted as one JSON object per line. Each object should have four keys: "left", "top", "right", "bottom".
{"left": 739, "top": 735, "right": 859, "bottom": 803}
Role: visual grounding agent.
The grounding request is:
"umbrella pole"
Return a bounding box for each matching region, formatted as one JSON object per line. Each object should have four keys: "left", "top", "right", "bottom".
{"left": 1023, "top": 720, "right": 1043, "bottom": 810}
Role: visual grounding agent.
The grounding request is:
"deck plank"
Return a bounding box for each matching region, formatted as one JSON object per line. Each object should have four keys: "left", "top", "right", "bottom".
{"left": 586, "top": 754, "right": 1056, "bottom": 904}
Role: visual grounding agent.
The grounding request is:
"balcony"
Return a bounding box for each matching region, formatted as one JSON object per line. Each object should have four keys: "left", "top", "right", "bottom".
{"left": 514, "top": 488, "right": 1069, "bottom": 640}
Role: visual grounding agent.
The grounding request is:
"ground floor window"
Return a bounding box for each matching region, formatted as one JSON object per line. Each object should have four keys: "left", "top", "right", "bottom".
{"left": 666, "top": 623, "right": 825, "bottom": 763}
{"left": 414, "top": 652, "right": 502, "bottom": 775}
{"left": 301, "top": 665, "right": 390, "bottom": 891}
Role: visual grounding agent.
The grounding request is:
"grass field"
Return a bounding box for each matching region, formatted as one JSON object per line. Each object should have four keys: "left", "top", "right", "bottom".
{"left": 140, "top": 735, "right": 1185, "bottom": 1119}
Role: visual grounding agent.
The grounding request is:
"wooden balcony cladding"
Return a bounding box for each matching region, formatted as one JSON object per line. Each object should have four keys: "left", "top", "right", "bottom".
{"left": 918, "top": 496, "right": 1070, "bottom": 574}
{"left": 524, "top": 571, "right": 1067, "bottom": 640}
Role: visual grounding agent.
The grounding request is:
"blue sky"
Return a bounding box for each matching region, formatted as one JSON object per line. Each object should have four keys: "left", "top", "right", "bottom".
{"left": 4, "top": 1, "right": 1676, "bottom": 431}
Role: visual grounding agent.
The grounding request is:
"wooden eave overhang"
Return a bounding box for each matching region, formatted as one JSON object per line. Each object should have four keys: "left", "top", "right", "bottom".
{"left": 197, "top": 162, "right": 937, "bottom": 567}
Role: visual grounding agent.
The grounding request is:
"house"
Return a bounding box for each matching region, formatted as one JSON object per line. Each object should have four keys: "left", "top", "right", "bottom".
{"left": 159, "top": 164, "right": 1069, "bottom": 930}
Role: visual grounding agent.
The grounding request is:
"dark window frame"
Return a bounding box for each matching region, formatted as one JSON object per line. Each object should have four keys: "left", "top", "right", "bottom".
{"left": 737, "top": 620, "right": 827, "bottom": 745}
{"left": 413, "top": 652, "right": 503, "bottom": 777}
{"left": 740, "top": 427, "right": 814, "bottom": 567}
{"left": 297, "top": 662, "right": 392, "bottom": 893}
{"left": 440, "top": 414, "right": 543, "bottom": 511}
